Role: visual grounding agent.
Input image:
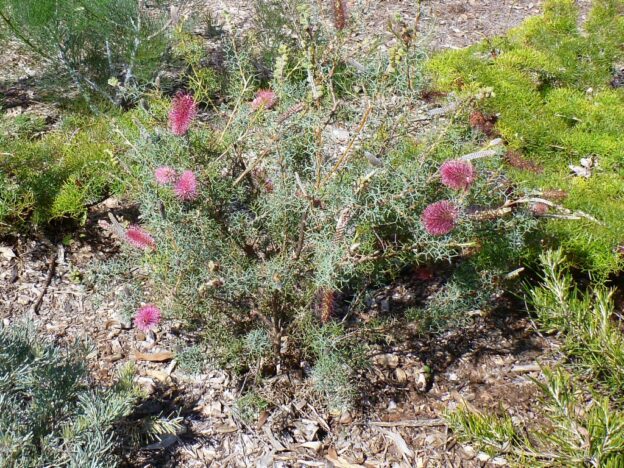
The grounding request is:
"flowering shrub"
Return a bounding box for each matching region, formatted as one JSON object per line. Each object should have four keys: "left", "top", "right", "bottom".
{"left": 103, "top": 0, "right": 540, "bottom": 410}
{"left": 251, "top": 89, "right": 278, "bottom": 110}
{"left": 422, "top": 201, "right": 459, "bottom": 236}
{"left": 172, "top": 170, "right": 199, "bottom": 201}
{"left": 154, "top": 166, "right": 177, "bottom": 185}
{"left": 126, "top": 225, "right": 157, "bottom": 251}
{"left": 439, "top": 160, "right": 476, "bottom": 191}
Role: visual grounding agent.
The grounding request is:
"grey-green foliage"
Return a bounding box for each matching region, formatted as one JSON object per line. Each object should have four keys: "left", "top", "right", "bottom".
{"left": 0, "top": 324, "right": 136, "bottom": 467}
{"left": 407, "top": 267, "right": 495, "bottom": 333}
{"left": 0, "top": 0, "right": 170, "bottom": 108}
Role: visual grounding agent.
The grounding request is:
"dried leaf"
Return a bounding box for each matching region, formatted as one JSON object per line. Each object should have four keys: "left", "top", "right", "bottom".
{"left": 0, "top": 246, "right": 16, "bottom": 260}
{"left": 377, "top": 428, "right": 414, "bottom": 461}
{"left": 326, "top": 447, "right": 366, "bottom": 468}
{"left": 133, "top": 351, "right": 175, "bottom": 362}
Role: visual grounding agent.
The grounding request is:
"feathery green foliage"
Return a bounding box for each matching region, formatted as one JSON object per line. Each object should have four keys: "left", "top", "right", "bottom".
{"left": 447, "top": 368, "right": 624, "bottom": 466}
{"left": 0, "top": 0, "right": 170, "bottom": 108}
{"left": 529, "top": 249, "right": 624, "bottom": 398}
{"left": 427, "top": 0, "right": 624, "bottom": 277}
{"left": 446, "top": 249, "right": 624, "bottom": 465}
{"left": 0, "top": 112, "right": 132, "bottom": 231}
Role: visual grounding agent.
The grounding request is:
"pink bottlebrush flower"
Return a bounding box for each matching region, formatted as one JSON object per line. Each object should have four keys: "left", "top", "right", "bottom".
{"left": 126, "top": 225, "right": 157, "bottom": 251}
{"left": 169, "top": 93, "right": 197, "bottom": 136}
{"left": 134, "top": 304, "right": 161, "bottom": 332}
{"left": 154, "top": 166, "right": 177, "bottom": 185}
{"left": 251, "top": 89, "right": 278, "bottom": 110}
{"left": 421, "top": 200, "right": 459, "bottom": 236}
{"left": 439, "top": 159, "right": 476, "bottom": 190}
{"left": 174, "top": 170, "right": 198, "bottom": 201}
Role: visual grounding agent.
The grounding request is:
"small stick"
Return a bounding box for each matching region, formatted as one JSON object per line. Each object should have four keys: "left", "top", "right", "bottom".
{"left": 292, "top": 208, "right": 309, "bottom": 260}
{"left": 31, "top": 247, "right": 58, "bottom": 315}
{"left": 367, "top": 418, "right": 445, "bottom": 428}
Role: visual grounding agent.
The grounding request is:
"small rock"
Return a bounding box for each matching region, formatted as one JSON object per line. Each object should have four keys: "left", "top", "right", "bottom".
{"left": 202, "top": 401, "right": 223, "bottom": 418}
{"left": 146, "top": 369, "right": 171, "bottom": 383}
{"left": 111, "top": 338, "right": 122, "bottom": 354}
{"left": 136, "top": 376, "right": 156, "bottom": 394}
{"left": 0, "top": 246, "right": 16, "bottom": 260}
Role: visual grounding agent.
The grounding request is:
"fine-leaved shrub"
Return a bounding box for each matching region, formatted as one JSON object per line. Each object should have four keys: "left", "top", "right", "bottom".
{"left": 100, "top": 0, "right": 543, "bottom": 409}
{"left": 446, "top": 249, "right": 624, "bottom": 466}
{"left": 0, "top": 323, "right": 175, "bottom": 467}
{"left": 0, "top": 113, "right": 131, "bottom": 231}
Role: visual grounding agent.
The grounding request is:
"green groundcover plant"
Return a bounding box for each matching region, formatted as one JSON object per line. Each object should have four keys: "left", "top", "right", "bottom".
{"left": 0, "top": 112, "right": 132, "bottom": 232}
{"left": 445, "top": 250, "right": 624, "bottom": 466}
{"left": 427, "top": 0, "right": 624, "bottom": 278}
{"left": 95, "top": 0, "right": 547, "bottom": 411}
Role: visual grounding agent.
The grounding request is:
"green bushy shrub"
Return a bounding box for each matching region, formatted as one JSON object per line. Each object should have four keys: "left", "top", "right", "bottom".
{"left": 0, "top": 324, "right": 140, "bottom": 467}
{"left": 427, "top": 0, "right": 624, "bottom": 277}
{"left": 0, "top": 0, "right": 170, "bottom": 108}
{"left": 99, "top": 0, "right": 543, "bottom": 410}
{"left": 0, "top": 112, "right": 134, "bottom": 232}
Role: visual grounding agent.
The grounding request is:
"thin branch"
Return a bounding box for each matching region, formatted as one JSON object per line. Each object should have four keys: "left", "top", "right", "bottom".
{"left": 507, "top": 197, "right": 605, "bottom": 225}
{"left": 292, "top": 208, "right": 309, "bottom": 260}
{"left": 320, "top": 105, "right": 372, "bottom": 187}
{"left": 0, "top": 11, "right": 53, "bottom": 60}
{"left": 366, "top": 419, "right": 446, "bottom": 428}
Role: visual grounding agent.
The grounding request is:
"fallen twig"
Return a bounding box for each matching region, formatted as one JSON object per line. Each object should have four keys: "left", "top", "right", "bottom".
{"left": 366, "top": 418, "right": 445, "bottom": 428}
{"left": 30, "top": 246, "right": 58, "bottom": 315}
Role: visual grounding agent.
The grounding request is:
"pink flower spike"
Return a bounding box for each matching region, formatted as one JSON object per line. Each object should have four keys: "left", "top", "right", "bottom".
{"left": 174, "top": 170, "right": 198, "bottom": 201}
{"left": 154, "top": 166, "right": 177, "bottom": 185}
{"left": 169, "top": 93, "right": 197, "bottom": 136}
{"left": 251, "top": 89, "right": 278, "bottom": 110}
{"left": 439, "top": 159, "right": 476, "bottom": 190}
{"left": 134, "top": 304, "right": 162, "bottom": 332}
{"left": 421, "top": 200, "right": 459, "bottom": 236}
{"left": 126, "top": 225, "right": 157, "bottom": 251}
